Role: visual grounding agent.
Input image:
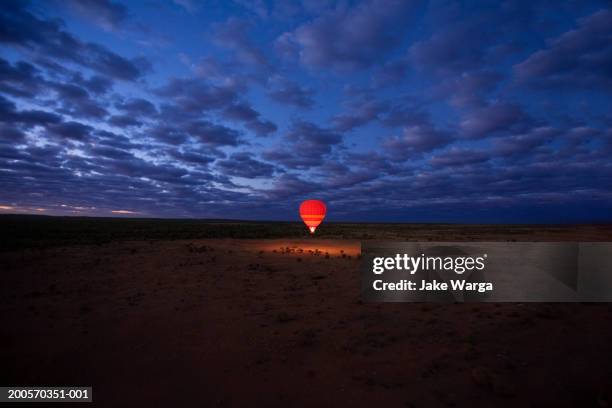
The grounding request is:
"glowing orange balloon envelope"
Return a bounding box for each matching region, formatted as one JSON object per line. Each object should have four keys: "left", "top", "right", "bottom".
{"left": 299, "top": 199, "right": 327, "bottom": 234}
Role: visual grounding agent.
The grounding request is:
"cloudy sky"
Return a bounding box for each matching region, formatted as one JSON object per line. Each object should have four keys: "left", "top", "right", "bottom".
{"left": 1, "top": 0, "right": 611, "bottom": 222}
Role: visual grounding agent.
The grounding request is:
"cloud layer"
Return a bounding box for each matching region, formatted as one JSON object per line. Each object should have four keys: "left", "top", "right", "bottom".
{"left": 0, "top": 0, "right": 611, "bottom": 222}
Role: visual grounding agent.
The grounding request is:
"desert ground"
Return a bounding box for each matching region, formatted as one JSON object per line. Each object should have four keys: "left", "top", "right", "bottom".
{"left": 1, "top": 216, "right": 612, "bottom": 407}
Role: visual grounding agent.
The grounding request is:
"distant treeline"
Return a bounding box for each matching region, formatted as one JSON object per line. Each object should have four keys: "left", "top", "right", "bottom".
{"left": 1, "top": 214, "right": 610, "bottom": 250}
{"left": 0, "top": 214, "right": 378, "bottom": 250}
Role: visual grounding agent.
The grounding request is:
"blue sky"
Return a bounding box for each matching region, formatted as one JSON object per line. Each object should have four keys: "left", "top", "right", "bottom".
{"left": 0, "top": 0, "right": 611, "bottom": 222}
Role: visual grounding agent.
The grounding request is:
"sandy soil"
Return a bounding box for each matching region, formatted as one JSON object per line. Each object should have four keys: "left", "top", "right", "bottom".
{"left": 1, "top": 238, "right": 612, "bottom": 407}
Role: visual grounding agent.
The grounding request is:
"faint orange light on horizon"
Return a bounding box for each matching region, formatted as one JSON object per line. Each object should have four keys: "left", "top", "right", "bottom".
{"left": 111, "top": 210, "right": 138, "bottom": 214}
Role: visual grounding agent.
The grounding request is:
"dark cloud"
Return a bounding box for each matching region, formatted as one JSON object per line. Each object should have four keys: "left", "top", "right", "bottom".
{"left": 430, "top": 148, "right": 490, "bottom": 168}
{"left": 410, "top": 22, "right": 490, "bottom": 74}
{"left": 115, "top": 98, "right": 157, "bottom": 117}
{"left": 105, "top": 156, "right": 189, "bottom": 184}
{"left": 95, "top": 130, "right": 141, "bottom": 151}
{"left": 83, "top": 43, "right": 151, "bottom": 81}
{"left": 408, "top": 0, "right": 542, "bottom": 77}
{"left": 379, "top": 103, "right": 430, "bottom": 128}
{"left": 460, "top": 102, "right": 531, "bottom": 138}
{"left": 0, "top": 95, "right": 62, "bottom": 125}
{"left": 74, "top": 74, "right": 113, "bottom": 95}
{"left": 281, "top": 0, "right": 418, "bottom": 70}
{"left": 245, "top": 119, "right": 277, "bottom": 137}
{"left": 64, "top": 0, "right": 128, "bottom": 30}
{"left": 155, "top": 78, "right": 238, "bottom": 113}
{"left": 38, "top": 62, "right": 114, "bottom": 95}
{"left": 109, "top": 115, "right": 142, "bottom": 128}
{"left": 274, "top": 32, "right": 300, "bottom": 61}
{"left": 263, "top": 173, "right": 320, "bottom": 200}
{"left": 191, "top": 56, "right": 235, "bottom": 83}
{"left": 314, "top": 160, "right": 381, "bottom": 189}
{"left": 216, "top": 152, "right": 275, "bottom": 178}
{"left": 372, "top": 58, "right": 410, "bottom": 86}
{"left": 0, "top": 125, "right": 26, "bottom": 142}
{"left": 431, "top": 70, "right": 502, "bottom": 108}
{"left": 18, "top": 110, "right": 63, "bottom": 126}
{"left": 515, "top": 9, "right": 612, "bottom": 89}
{"left": 222, "top": 103, "right": 259, "bottom": 122}
{"left": 88, "top": 144, "right": 134, "bottom": 161}
{"left": 0, "top": 1, "right": 150, "bottom": 80}
{"left": 383, "top": 124, "right": 452, "bottom": 158}
{"left": 0, "top": 95, "right": 18, "bottom": 121}
{"left": 53, "top": 82, "right": 89, "bottom": 100}
{"left": 212, "top": 18, "right": 268, "bottom": 67}
{"left": 263, "top": 121, "right": 342, "bottom": 169}
{"left": 0, "top": 141, "right": 23, "bottom": 159}
{"left": 0, "top": 58, "right": 44, "bottom": 98}
{"left": 61, "top": 100, "right": 108, "bottom": 119}
{"left": 491, "top": 127, "right": 558, "bottom": 157}
{"left": 168, "top": 149, "right": 215, "bottom": 167}
{"left": 48, "top": 81, "right": 109, "bottom": 119}
{"left": 267, "top": 78, "right": 314, "bottom": 108}
{"left": 332, "top": 99, "right": 387, "bottom": 131}
{"left": 184, "top": 120, "right": 242, "bottom": 147}
{"left": 47, "top": 121, "right": 93, "bottom": 140}
{"left": 344, "top": 151, "right": 403, "bottom": 176}
{"left": 149, "top": 125, "right": 189, "bottom": 145}
{"left": 222, "top": 102, "right": 277, "bottom": 136}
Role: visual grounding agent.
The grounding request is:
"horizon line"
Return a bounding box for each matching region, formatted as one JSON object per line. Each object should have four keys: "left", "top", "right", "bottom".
{"left": 1, "top": 213, "right": 611, "bottom": 226}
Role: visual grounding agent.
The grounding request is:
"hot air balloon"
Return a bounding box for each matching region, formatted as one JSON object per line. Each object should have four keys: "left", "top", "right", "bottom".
{"left": 299, "top": 199, "right": 327, "bottom": 234}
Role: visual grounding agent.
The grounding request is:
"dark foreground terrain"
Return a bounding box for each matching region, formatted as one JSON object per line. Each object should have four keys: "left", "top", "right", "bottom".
{"left": 1, "top": 216, "right": 612, "bottom": 407}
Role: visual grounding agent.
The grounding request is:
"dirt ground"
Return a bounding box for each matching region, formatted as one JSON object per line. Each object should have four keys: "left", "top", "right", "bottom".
{"left": 1, "top": 231, "right": 612, "bottom": 407}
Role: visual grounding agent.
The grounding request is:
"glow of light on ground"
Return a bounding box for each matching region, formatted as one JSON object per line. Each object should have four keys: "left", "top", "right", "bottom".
{"left": 254, "top": 240, "right": 361, "bottom": 257}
